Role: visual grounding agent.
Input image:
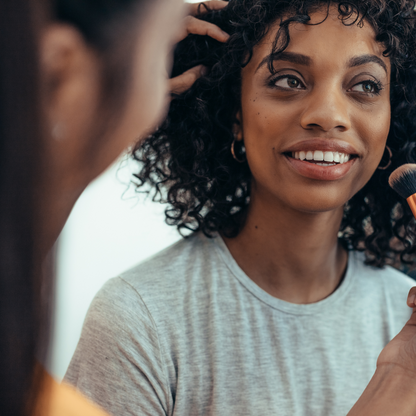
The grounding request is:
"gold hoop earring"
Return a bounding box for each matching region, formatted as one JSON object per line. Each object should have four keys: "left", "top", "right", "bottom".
{"left": 231, "top": 138, "right": 246, "bottom": 163}
{"left": 377, "top": 145, "right": 392, "bottom": 170}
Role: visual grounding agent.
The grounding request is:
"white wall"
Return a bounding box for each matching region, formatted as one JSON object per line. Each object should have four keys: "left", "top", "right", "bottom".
{"left": 48, "top": 156, "right": 180, "bottom": 379}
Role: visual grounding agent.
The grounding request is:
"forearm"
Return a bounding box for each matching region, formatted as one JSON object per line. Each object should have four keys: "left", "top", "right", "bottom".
{"left": 347, "top": 364, "right": 416, "bottom": 416}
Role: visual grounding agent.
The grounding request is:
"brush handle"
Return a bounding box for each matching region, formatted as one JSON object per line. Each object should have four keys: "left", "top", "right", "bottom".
{"left": 407, "top": 194, "right": 416, "bottom": 219}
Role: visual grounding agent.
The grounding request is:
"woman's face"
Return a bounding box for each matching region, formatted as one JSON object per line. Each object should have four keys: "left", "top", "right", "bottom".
{"left": 39, "top": 0, "right": 185, "bottom": 249}
{"left": 238, "top": 8, "right": 391, "bottom": 214}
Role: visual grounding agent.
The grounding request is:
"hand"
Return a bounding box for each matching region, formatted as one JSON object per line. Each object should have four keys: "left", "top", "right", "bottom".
{"left": 169, "top": 1, "right": 229, "bottom": 97}
{"left": 345, "top": 288, "right": 416, "bottom": 416}
{"left": 346, "top": 289, "right": 416, "bottom": 416}
{"left": 376, "top": 287, "right": 416, "bottom": 376}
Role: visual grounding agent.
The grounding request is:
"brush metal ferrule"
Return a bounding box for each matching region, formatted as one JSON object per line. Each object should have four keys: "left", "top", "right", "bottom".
{"left": 407, "top": 194, "right": 416, "bottom": 219}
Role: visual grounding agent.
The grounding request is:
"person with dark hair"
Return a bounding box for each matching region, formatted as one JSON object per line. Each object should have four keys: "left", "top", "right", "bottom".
{"left": 65, "top": 0, "right": 416, "bottom": 415}
{"left": 0, "top": 0, "right": 230, "bottom": 415}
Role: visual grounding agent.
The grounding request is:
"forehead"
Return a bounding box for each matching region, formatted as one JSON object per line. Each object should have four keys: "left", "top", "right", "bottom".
{"left": 247, "top": 7, "right": 390, "bottom": 74}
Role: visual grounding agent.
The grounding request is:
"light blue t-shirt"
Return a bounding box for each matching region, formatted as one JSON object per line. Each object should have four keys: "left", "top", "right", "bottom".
{"left": 65, "top": 233, "right": 414, "bottom": 416}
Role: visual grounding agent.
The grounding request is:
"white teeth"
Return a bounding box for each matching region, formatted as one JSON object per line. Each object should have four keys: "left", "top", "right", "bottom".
{"left": 324, "top": 152, "right": 334, "bottom": 162}
{"left": 314, "top": 150, "right": 324, "bottom": 161}
{"left": 292, "top": 150, "right": 351, "bottom": 165}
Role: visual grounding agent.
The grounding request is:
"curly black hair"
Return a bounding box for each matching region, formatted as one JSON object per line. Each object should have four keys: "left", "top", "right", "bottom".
{"left": 133, "top": 0, "right": 416, "bottom": 269}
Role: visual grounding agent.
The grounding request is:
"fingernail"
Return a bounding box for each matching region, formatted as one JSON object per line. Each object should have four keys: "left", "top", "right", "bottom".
{"left": 409, "top": 294, "right": 415, "bottom": 305}
{"left": 222, "top": 30, "right": 230, "bottom": 39}
{"left": 200, "top": 66, "right": 209, "bottom": 76}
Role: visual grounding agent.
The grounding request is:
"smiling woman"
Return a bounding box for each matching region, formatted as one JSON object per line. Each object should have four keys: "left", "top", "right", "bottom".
{"left": 134, "top": 0, "right": 415, "bottom": 268}
{"left": 235, "top": 8, "right": 392, "bottom": 223}
{"left": 65, "top": 1, "right": 416, "bottom": 415}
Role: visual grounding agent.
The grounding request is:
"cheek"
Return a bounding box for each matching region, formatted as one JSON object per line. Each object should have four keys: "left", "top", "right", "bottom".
{"left": 242, "top": 98, "right": 296, "bottom": 175}
{"left": 355, "top": 104, "right": 391, "bottom": 175}
{"left": 133, "top": 54, "right": 169, "bottom": 136}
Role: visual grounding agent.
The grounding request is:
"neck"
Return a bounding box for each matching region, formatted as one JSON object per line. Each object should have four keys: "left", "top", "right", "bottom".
{"left": 223, "top": 189, "right": 348, "bottom": 304}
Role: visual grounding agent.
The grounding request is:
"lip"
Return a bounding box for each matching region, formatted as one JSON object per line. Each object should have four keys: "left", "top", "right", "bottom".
{"left": 283, "top": 138, "right": 359, "bottom": 155}
{"left": 285, "top": 154, "right": 357, "bottom": 181}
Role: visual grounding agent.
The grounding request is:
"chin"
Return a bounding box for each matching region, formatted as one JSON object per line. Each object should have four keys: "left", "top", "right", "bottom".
{"left": 295, "top": 202, "right": 346, "bottom": 214}
{"left": 283, "top": 189, "right": 351, "bottom": 214}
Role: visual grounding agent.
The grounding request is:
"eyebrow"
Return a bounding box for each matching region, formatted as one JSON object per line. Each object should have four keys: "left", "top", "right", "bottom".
{"left": 256, "top": 52, "right": 311, "bottom": 73}
{"left": 256, "top": 51, "right": 387, "bottom": 75}
{"left": 347, "top": 54, "right": 387, "bottom": 74}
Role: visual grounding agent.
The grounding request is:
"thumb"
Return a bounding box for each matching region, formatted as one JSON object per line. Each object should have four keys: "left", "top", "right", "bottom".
{"left": 407, "top": 286, "right": 416, "bottom": 308}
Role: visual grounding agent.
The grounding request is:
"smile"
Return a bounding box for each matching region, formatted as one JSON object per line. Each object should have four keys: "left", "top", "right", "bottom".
{"left": 291, "top": 150, "right": 351, "bottom": 166}
{"left": 284, "top": 151, "right": 358, "bottom": 181}
{"left": 282, "top": 138, "right": 359, "bottom": 180}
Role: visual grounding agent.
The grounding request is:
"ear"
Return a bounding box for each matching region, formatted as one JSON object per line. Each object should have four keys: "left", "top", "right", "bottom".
{"left": 40, "top": 24, "right": 97, "bottom": 101}
{"left": 233, "top": 110, "right": 243, "bottom": 141}
{"left": 39, "top": 24, "right": 101, "bottom": 145}
{"left": 41, "top": 25, "right": 82, "bottom": 82}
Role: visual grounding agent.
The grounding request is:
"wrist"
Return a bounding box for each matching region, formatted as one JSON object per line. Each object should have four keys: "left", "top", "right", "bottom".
{"left": 347, "top": 364, "right": 416, "bottom": 416}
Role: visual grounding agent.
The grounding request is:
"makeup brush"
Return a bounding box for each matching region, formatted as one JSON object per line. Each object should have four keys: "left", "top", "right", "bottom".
{"left": 389, "top": 163, "right": 416, "bottom": 218}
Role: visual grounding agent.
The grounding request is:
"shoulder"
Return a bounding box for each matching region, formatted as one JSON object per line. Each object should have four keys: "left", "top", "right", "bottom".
{"left": 88, "top": 233, "right": 219, "bottom": 328}
{"left": 351, "top": 251, "right": 415, "bottom": 318}
{"left": 119, "top": 232, "right": 219, "bottom": 299}
{"left": 73, "top": 275, "right": 160, "bottom": 356}
{"left": 352, "top": 251, "right": 415, "bottom": 293}
{"left": 378, "top": 265, "right": 415, "bottom": 292}
{"left": 122, "top": 233, "right": 212, "bottom": 278}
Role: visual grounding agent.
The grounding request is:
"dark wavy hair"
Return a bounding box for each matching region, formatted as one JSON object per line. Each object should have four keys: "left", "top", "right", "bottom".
{"left": 133, "top": 0, "right": 416, "bottom": 269}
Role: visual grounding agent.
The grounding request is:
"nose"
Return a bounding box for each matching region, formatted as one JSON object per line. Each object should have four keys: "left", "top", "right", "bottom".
{"left": 300, "top": 83, "right": 351, "bottom": 133}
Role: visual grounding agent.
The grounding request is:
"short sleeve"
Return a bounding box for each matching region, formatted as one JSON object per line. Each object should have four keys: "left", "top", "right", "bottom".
{"left": 64, "top": 277, "right": 172, "bottom": 416}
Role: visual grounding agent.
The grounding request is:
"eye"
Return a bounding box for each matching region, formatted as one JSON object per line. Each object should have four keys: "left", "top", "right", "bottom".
{"left": 273, "top": 76, "right": 304, "bottom": 90}
{"left": 350, "top": 80, "right": 382, "bottom": 95}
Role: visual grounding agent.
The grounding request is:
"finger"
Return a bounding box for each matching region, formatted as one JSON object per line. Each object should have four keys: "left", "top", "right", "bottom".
{"left": 188, "top": 1, "right": 228, "bottom": 16}
{"left": 169, "top": 65, "right": 208, "bottom": 97}
{"left": 175, "top": 15, "right": 229, "bottom": 43}
{"left": 407, "top": 287, "right": 416, "bottom": 307}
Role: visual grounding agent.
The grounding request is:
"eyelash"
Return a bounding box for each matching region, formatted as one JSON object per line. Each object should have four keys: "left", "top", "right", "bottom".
{"left": 268, "top": 75, "right": 384, "bottom": 96}
{"left": 268, "top": 75, "right": 304, "bottom": 90}
{"left": 352, "top": 79, "right": 383, "bottom": 95}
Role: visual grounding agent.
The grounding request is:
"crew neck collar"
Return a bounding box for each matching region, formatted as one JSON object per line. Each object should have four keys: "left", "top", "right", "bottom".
{"left": 207, "top": 233, "right": 357, "bottom": 316}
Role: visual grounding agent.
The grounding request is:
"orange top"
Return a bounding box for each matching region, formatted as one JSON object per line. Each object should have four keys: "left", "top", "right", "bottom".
{"left": 35, "top": 371, "right": 109, "bottom": 416}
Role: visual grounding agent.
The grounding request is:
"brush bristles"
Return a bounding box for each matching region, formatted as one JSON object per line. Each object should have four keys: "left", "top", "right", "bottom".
{"left": 389, "top": 164, "right": 416, "bottom": 199}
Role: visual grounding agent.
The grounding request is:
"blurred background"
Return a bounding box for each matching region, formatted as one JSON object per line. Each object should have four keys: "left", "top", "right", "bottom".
{"left": 48, "top": 155, "right": 181, "bottom": 379}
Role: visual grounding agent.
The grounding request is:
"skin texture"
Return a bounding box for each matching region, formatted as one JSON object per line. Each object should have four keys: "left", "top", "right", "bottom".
{"left": 38, "top": 0, "right": 228, "bottom": 256}
{"left": 224, "top": 8, "right": 391, "bottom": 304}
